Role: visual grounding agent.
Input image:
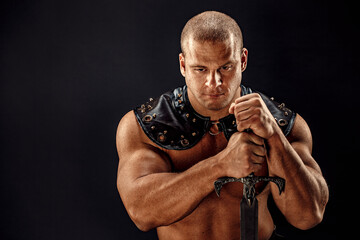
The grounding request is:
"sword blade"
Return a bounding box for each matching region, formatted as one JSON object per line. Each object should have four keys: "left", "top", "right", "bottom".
{"left": 241, "top": 195, "right": 258, "bottom": 240}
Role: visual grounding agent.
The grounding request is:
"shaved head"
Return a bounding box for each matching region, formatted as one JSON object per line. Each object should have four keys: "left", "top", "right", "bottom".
{"left": 180, "top": 11, "right": 243, "bottom": 56}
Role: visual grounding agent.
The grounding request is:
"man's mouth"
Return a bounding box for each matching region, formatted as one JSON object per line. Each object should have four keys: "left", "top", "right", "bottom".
{"left": 206, "top": 93, "right": 225, "bottom": 98}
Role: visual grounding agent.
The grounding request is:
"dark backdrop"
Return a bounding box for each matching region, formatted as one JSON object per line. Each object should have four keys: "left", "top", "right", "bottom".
{"left": 1, "top": 0, "right": 355, "bottom": 239}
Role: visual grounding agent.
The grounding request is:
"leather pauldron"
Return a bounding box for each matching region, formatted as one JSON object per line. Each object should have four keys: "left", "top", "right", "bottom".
{"left": 134, "top": 85, "right": 296, "bottom": 150}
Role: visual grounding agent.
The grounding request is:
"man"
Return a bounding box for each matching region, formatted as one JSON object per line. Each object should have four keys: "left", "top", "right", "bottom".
{"left": 116, "top": 11, "right": 328, "bottom": 240}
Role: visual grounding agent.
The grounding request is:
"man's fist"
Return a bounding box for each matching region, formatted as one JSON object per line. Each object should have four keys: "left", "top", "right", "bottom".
{"left": 221, "top": 131, "right": 267, "bottom": 178}
{"left": 229, "top": 93, "right": 278, "bottom": 140}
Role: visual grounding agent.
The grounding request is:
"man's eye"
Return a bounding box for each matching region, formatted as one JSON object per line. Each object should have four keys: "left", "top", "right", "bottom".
{"left": 195, "top": 68, "right": 206, "bottom": 72}
{"left": 222, "top": 65, "right": 232, "bottom": 71}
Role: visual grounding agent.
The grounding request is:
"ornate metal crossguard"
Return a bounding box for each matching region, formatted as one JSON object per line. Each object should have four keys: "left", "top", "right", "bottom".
{"left": 214, "top": 173, "right": 285, "bottom": 240}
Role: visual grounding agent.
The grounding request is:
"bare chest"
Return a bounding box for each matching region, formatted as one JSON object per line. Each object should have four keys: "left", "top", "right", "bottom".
{"left": 164, "top": 132, "right": 228, "bottom": 172}
{"left": 162, "top": 131, "right": 269, "bottom": 198}
{"left": 157, "top": 185, "right": 273, "bottom": 240}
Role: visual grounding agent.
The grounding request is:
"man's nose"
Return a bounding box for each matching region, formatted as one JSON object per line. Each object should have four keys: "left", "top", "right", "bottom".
{"left": 205, "top": 70, "right": 222, "bottom": 88}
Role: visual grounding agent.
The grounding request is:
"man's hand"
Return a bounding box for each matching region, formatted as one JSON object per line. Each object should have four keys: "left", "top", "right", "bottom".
{"left": 221, "top": 131, "right": 266, "bottom": 179}
{"left": 229, "top": 93, "right": 278, "bottom": 140}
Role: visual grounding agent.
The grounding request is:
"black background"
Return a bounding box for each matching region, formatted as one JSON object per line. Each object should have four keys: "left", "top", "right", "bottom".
{"left": 1, "top": 0, "right": 356, "bottom": 239}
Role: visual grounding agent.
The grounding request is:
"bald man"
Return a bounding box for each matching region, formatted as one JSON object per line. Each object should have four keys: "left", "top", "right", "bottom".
{"left": 116, "top": 11, "right": 328, "bottom": 240}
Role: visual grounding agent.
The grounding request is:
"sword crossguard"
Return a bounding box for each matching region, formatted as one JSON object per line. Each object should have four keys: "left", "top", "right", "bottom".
{"left": 214, "top": 173, "right": 285, "bottom": 206}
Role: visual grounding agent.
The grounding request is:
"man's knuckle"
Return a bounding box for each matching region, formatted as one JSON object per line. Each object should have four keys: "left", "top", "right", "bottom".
{"left": 250, "top": 92, "right": 260, "bottom": 98}
{"left": 236, "top": 112, "right": 242, "bottom": 120}
{"left": 254, "top": 107, "right": 262, "bottom": 115}
{"left": 253, "top": 95, "right": 263, "bottom": 106}
{"left": 254, "top": 93, "right": 261, "bottom": 98}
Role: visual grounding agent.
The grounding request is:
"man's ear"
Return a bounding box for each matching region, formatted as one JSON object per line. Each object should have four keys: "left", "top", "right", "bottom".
{"left": 240, "top": 48, "right": 248, "bottom": 72}
{"left": 179, "top": 53, "right": 186, "bottom": 77}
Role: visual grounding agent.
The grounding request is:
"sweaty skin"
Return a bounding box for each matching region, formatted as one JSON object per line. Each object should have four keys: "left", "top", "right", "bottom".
{"left": 116, "top": 38, "right": 328, "bottom": 240}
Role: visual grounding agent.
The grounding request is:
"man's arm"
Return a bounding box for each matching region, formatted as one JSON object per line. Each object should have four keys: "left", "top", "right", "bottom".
{"left": 230, "top": 93, "right": 329, "bottom": 230}
{"left": 116, "top": 111, "right": 221, "bottom": 231}
{"left": 267, "top": 115, "right": 329, "bottom": 230}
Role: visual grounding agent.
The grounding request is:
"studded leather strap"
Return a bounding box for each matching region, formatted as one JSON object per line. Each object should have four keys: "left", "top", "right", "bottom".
{"left": 134, "top": 85, "right": 296, "bottom": 150}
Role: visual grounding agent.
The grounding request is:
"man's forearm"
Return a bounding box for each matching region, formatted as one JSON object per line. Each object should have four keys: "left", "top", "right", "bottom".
{"left": 266, "top": 129, "right": 328, "bottom": 229}
{"left": 119, "top": 154, "right": 223, "bottom": 231}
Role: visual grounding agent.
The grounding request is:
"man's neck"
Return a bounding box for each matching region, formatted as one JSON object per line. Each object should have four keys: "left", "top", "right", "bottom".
{"left": 207, "top": 108, "right": 232, "bottom": 121}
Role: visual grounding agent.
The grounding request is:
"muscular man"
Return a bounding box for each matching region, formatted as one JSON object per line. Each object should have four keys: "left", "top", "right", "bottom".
{"left": 116, "top": 11, "right": 328, "bottom": 240}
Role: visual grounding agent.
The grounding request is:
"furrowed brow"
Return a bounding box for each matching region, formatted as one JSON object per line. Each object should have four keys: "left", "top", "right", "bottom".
{"left": 189, "top": 64, "right": 207, "bottom": 68}
{"left": 221, "top": 61, "right": 234, "bottom": 66}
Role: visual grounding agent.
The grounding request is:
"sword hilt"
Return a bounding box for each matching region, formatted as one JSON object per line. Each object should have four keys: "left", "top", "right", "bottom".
{"left": 214, "top": 173, "right": 285, "bottom": 206}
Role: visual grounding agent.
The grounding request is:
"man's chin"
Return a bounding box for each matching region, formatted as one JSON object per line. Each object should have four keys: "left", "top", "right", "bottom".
{"left": 203, "top": 101, "right": 230, "bottom": 112}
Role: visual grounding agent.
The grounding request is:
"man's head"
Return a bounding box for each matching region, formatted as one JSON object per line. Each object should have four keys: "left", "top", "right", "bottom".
{"left": 180, "top": 11, "right": 243, "bottom": 56}
{"left": 179, "top": 11, "right": 248, "bottom": 120}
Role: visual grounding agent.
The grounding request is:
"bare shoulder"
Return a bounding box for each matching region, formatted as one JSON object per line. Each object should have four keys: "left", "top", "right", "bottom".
{"left": 116, "top": 110, "right": 172, "bottom": 178}
{"left": 116, "top": 110, "right": 144, "bottom": 151}
{"left": 116, "top": 110, "right": 164, "bottom": 159}
{"left": 287, "top": 114, "right": 312, "bottom": 150}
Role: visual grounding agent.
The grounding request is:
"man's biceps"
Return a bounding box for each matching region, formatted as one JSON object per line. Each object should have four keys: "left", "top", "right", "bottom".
{"left": 121, "top": 149, "right": 171, "bottom": 176}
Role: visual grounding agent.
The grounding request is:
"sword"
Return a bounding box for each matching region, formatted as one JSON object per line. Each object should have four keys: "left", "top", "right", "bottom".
{"left": 214, "top": 173, "right": 285, "bottom": 240}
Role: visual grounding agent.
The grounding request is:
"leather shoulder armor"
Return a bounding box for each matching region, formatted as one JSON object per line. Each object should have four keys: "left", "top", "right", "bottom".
{"left": 134, "top": 85, "right": 296, "bottom": 150}
{"left": 252, "top": 89, "right": 296, "bottom": 137}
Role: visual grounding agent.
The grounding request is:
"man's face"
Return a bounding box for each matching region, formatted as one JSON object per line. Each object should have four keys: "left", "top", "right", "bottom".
{"left": 179, "top": 36, "right": 248, "bottom": 119}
